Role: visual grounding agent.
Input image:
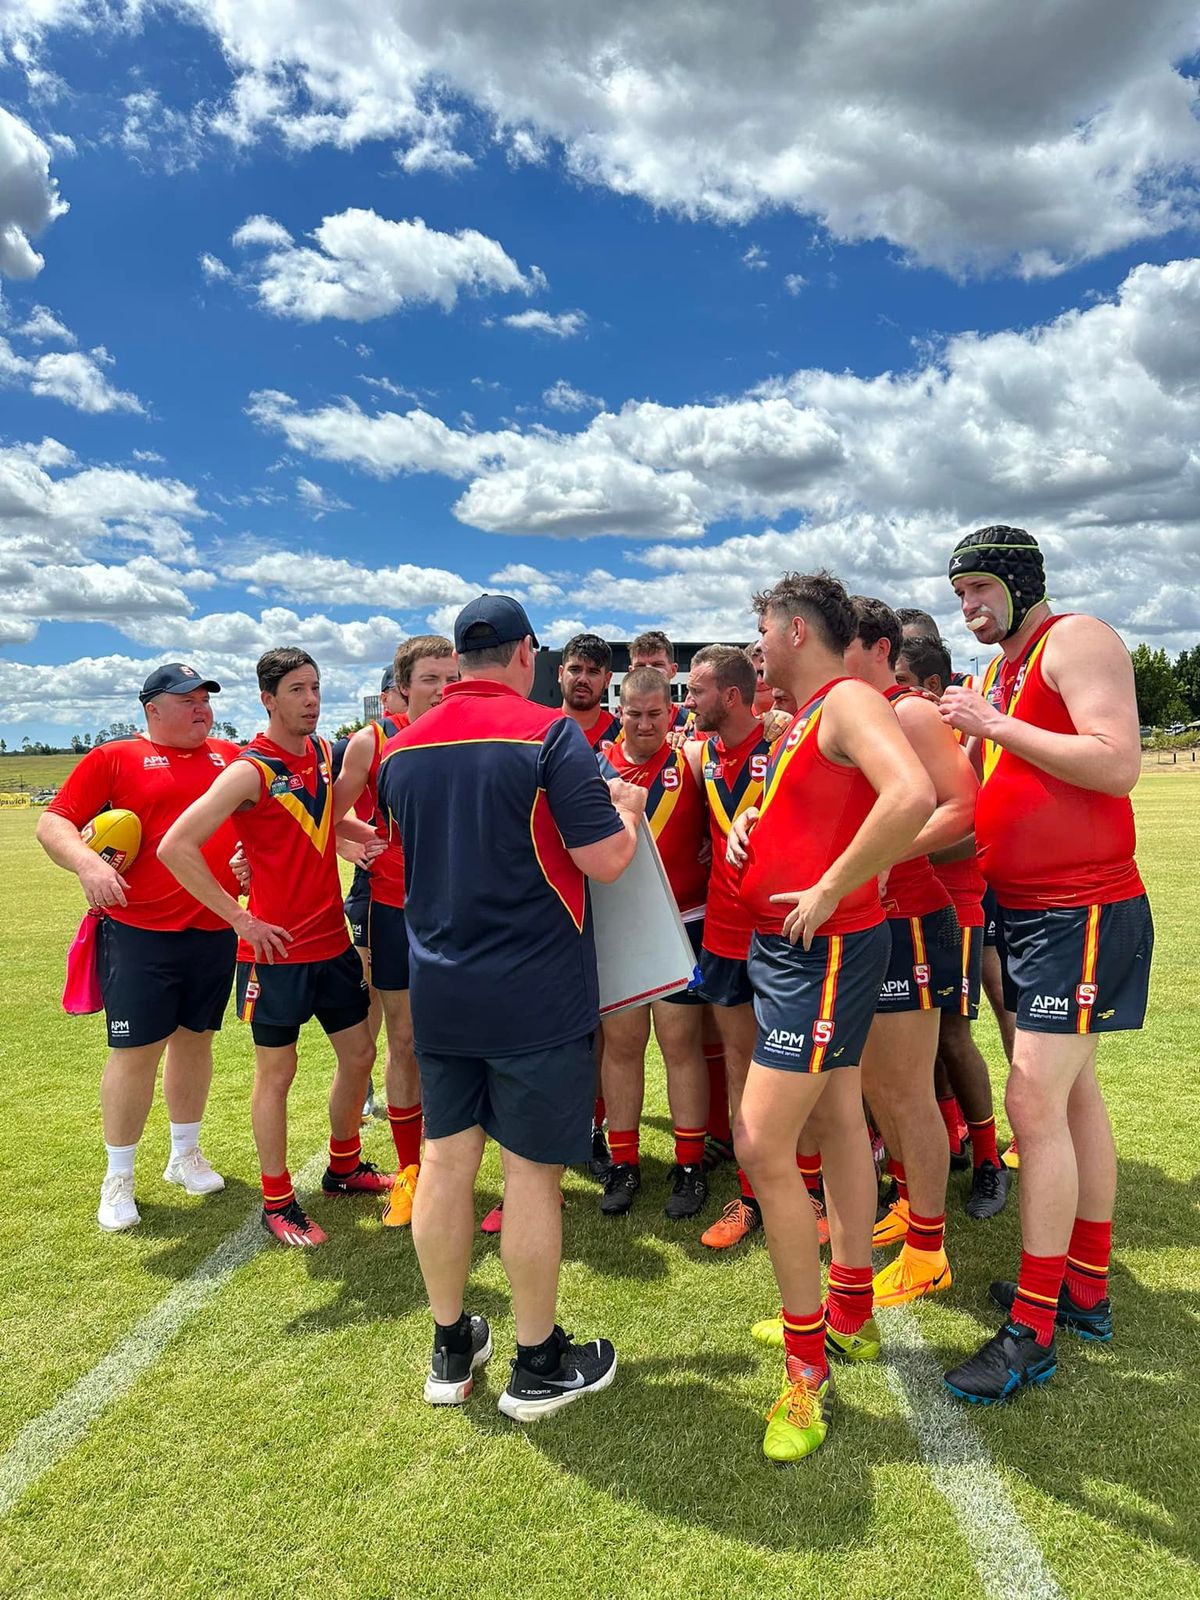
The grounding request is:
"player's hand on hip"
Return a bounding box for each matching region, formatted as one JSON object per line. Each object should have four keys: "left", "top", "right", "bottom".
{"left": 234, "top": 911, "right": 293, "bottom": 964}
{"left": 78, "top": 856, "right": 129, "bottom": 909}
{"left": 940, "top": 685, "right": 999, "bottom": 741}
{"left": 726, "top": 805, "right": 759, "bottom": 869}
{"left": 608, "top": 776, "right": 648, "bottom": 817}
{"left": 769, "top": 883, "right": 838, "bottom": 949}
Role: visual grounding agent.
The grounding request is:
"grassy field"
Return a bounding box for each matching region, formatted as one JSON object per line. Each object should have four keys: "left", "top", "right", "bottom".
{"left": 0, "top": 777, "right": 1197, "bottom": 1600}
{"left": 0, "top": 752, "right": 86, "bottom": 795}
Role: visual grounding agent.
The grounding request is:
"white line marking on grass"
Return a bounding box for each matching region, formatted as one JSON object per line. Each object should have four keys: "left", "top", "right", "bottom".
{"left": 0, "top": 1150, "right": 329, "bottom": 1521}
{"left": 879, "top": 1304, "right": 1065, "bottom": 1600}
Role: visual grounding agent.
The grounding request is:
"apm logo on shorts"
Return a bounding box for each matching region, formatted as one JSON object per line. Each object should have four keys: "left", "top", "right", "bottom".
{"left": 1029, "top": 994, "right": 1070, "bottom": 1017}
{"left": 110, "top": 1019, "right": 130, "bottom": 1035}
{"left": 764, "top": 1028, "right": 806, "bottom": 1054}
{"left": 881, "top": 979, "right": 910, "bottom": 998}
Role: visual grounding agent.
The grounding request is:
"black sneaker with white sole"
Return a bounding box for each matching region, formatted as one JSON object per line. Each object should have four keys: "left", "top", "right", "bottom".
{"left": 588, "top": 1123, "right": 613, "bottom": 1180}
{"left": 664, "top": 1163, "right": 707, "bottom": 1220}
{"left": 497, "top": 1327, "right": 617, "bottom": 1422}
{"left": 424, "top": 1314, "right": 493, "bottom": 1405}
{"left": 599, "top": 1161, "right": 641, "bottom": 1216}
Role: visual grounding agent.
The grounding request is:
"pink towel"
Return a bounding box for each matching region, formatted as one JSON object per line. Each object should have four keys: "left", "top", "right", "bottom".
{"left": 62, "top": 910, "right": 104, "bottom": 1015}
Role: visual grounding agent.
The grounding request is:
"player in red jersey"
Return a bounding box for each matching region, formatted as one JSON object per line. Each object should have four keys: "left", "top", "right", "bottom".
{"left": 558, "top": 632, "right": 623, "bottom": 750}
{"left": 841, "top": 598, "right": 977, "bottom": 1308}
{"left": 334, "top": 635, "right": 457, "bottom": 1227}
{"left": 160, "top": 648, "right": 389, "bottom": 1249}
{"left": 940, "top": 527, "right": 1152, "bottom": 1403}
{"left": 728, "top": 572, "right": 934, "bottom": 1461}
{"left": 682, "top": 644, "right": 773, "bottom": 1249}
{"left": 628, "top": 629, "right": 694, "bottom": 733}
{"left": 598, "top": 667, "right": 711, "bottom": 1220}
{"left": 894, "top": 632, "right": 1011, "bottom": 1222}
{"left": 39, "top": 664, "right": 241, "bottom": 1232}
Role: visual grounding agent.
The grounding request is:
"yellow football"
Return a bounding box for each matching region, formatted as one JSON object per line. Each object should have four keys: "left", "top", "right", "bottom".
{"left": 80, "top": 808, "right": 142, "bottom": 872}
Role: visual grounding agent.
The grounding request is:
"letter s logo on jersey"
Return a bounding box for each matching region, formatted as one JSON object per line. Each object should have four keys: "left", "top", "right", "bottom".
{"left": 661, "top": 766, "right": 681, "bottom": 790}
{"left": 813, "top": 1018, "right": 835, "bottom": 1046}
{"left": 749, "top": 754, "right": 768, "bottom": 780}
{"left": 1076, "top": 982, "right": 1098, "bottom": 1007}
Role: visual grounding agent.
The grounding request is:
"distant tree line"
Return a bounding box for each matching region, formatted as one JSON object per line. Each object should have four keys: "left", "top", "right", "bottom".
{"left": 0, "top": 719, "right": 245, "bottom": 755}
{"left": 1131, "top": 645, "right": 1200, "bottom": 727}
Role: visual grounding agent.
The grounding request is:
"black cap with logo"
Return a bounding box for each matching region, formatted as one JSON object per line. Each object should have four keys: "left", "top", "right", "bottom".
{"left": 139, "top": 663, "right": 221, "bottom": 705}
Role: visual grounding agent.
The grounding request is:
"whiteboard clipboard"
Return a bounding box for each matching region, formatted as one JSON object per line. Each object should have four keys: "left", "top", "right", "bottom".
{"left": 590, "top": 817, "right": 698, "bottom": 1016}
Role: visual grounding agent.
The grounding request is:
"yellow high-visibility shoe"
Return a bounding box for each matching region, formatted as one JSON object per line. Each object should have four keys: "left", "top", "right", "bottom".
{"left": 873, "top": 1244, "right": 952, "bottom": 1308}
{"left": 762, "top": 1359, "right": 834, "bottom": 1463}
{"left": 382, "top": 1163, "right": 419, "bottom": 1228}
{"left": 872, "top": 1198, "right": 910, "bottom": 1248}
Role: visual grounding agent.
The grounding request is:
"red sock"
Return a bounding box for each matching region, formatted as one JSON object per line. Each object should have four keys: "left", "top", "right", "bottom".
{"left": 936, "top": 1096, "right": 961, "bottom": 1146}
{"left": 593, "top": 1096, "right": 606, "bottom": 1128}
{"left": 1011, "top": 1250, "right": 1068, "bottom": 1346}
{"left": 737, "top": 1166, "right": 757, "bottom": 1202}
{"left": 905, "top": 1210, "right": 945, "bottom": 1252}
{"left": 887, "top": 1159, "right": 909, "bottom": 1205}
{"left": 328, "top": 1134, "right": 362, "bottom": 1176}
{"left": 609, "top": 1128, "right": 640, "bottom": 1166}
{"left": 673, "top": 1125, "right": 706, "bottom": 1166}
{"left": 261, "top": 1170, "right": 294, "bottom": 1212}
{"left": 825, "top": 1262, "right": 874, "bottom": 1335}
{"left": 387, "top": 1102, "right": 423, "bottom": 1169}
{"left": 782, "top": 1306, "right": 828, "bottom": 1379}
{"left": 704, "top": 1048, "right": 731, "bottom": 1142}
{"left": 797, "top": 1150, "right": 823, "bottom": 1194}
{"left": 967, "top": 1114, "right": 1000, "bottom": 1169}
{"left": 1065, "top": 1217, "right": 1112, "bottom": 1308}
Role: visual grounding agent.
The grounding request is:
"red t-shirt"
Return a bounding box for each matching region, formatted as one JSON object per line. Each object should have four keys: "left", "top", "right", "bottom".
{"left": 740, "top": 681, "right": 883, "bottom": 938}
{"left": 878, "top": 685, "right": 953, "bottom": 919}
{"left": 606, "top": 738, "right": 708, "bottom": 919}
{"left": 934, "top": 856, "right": 987, "bottom": 927}
{"left": 49, "top": 735, "right": 241, "bottom": 932}
{"left": 700, "top": 723, "right": 772, "bottom": 959}
{"left": 976, "top": 615, "right": 1144, "bottom": 908}
{"left": 234, "top": 734, "right": 348, "bottom": 963}
{"left": 361, "top": 715, "right": 409, "bottom": 909}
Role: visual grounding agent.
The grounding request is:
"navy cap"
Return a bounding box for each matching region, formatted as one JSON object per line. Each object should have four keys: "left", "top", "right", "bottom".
{"left": 380, "top": 665, "right": 396, "bottom": 693}
{"left": 453, "top": 594, "right": 539, "bottom": 653}
{"left": 139, "top": 662, "right": 220, "bottom": 705}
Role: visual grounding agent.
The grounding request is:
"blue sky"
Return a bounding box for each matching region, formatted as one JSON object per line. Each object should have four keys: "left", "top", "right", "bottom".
{"left": 2, "top": 2, "right": 1199, "bottom": 742}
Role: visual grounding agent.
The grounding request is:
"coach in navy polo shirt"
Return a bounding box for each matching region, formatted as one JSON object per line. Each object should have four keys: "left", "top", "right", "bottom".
{"left": 377, "top": 594, "right": 646, "bottom": 1420}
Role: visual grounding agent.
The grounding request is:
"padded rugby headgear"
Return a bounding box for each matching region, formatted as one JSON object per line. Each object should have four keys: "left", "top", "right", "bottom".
{"left": 947, "top": 525, "right": 1046, "bottom": 639}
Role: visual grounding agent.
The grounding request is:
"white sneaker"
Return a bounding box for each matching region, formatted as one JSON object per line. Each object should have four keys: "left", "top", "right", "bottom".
{"left": 163, "top": 1146, "right": 226, "bottom": 1195}
{"left": 98, "top": 1172, "right": 140, "bottom": 1231}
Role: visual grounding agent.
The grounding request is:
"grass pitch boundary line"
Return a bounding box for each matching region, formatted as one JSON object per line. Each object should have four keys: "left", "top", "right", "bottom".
{"left": 879, "top": 1304, "right": 1064, "bottom": 1600}
{"left": 0, "top": 1149, "right": 329, "bottom": 1522}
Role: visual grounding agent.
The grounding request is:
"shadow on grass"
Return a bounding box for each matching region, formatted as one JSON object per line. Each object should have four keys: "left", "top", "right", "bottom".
{"left": 928, "top": 1157, "right": 1200, "bottom": 1566}
{"left": 463, "top": 1352, "right": 910, "bottom": 1551}
{"left": 129, "top": 1177, "right": 262, "bottom": 1282}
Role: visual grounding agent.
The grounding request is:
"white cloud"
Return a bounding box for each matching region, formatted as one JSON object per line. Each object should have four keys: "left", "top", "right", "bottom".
{"left": 230, "top": 207, "right": 544, "bottom": 322}
{"left": 219, "top": 552, "right": 476, "bottom": 610}
{"left": 130, "top": 448, "right": 165, "bottom": 464}
{"left": 784, "top": 274, "right": 808, "bottom": 296}
{"left": 13, "top": 302, "right": 74, "bottom": 343}
{"left": 199, "top": 251, "right": 232, "bottom": 282}
{"left": 0, "top": 335, "right": 144, "bottom": 413}
{"left": 543, "top": 378, "right": 603, "bottom": 412}
{"left": 503, "top": 309, "right": 586, "bottom": 338}
{"left": 11, "top": 1, "right": 1186, "bottom": 278}
{"left": 742, "top": 244, "right": 768, "bottom": 270}
{"left": 295, "top": 476, "right": 350, "bottom": 517}
{"left": 0, "top": 105, "right": 68, "bottom": 279}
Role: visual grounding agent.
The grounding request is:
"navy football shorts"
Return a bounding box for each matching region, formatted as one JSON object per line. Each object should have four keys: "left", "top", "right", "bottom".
{"left": 696, "top": 945, "right": 755, "bottom": 1008}
{"left": 1000, "top": 895, "right": 1153, "bottom": 1035}
{"left": 97, "top": 920, "right": 236, "bottom": 1050}
{"left": 418, "top": 1033, "right": 596, "bottom": 1165}
{"left": 875, "top": 907, "right": 962, "bottom": 1014}
{"left": 235, "top": 946, "right": 369, "bottom": 1048}
{"left": 748, "top": 924, "right": 890, "bottom": 1073}
{"left": 368, "top": 900, "right": 410, "bottom": 992}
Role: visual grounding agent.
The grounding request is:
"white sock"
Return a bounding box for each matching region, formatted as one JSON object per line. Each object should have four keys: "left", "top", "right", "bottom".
{"left": 104, "top": 1142, "right": 137, "bottom": 1179}
{"left": 169, "top": 1120, "right": 202, "bottom": 1158}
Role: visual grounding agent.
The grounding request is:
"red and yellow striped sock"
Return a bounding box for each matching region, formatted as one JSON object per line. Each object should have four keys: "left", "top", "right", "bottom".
{"left": 936, "top": 1095, "right": 961, "bottom": 1144}
{"left": 737, "top": 1166, "right": 757, "bottom": 1202}
{"left": 387, "top": 1102, "right": 422, "bottom": 1168}
{"left": 1064, "top": 1217, "right": 1112, "bottom": 1308}
{"left": 825, "top": 1262, "right": 874, "bottom": 1335}
{"left": 609, "top": 1128, "right": 640, "bottom": 1166}
{"left": 906, "top": 1209, "right": 945, "bottom": 1252}
{"left": 328, "top": 1134, "right": 362, "bottom": 1176}
{"left": 704, "top": 1047, "right": 731, "bottom": 1142}
{"left": 781, "top": 1306, "right": 828, "bottom": 1378}
{"left": 261, "top": 1170, "right": 294, "bottom": 1213}
{"left": 887, "top": 1159, "right": 909, "bottom": 1205}
{"left": 1011, "top": 1250, "right": 1068, "bottom": 1346}
{"left": 673, "top": 1125, "right": 706, "bottom": 1166}
{"left": 796, "top": 1149, "right": 823, "bottom": 1195}
{"left": 967, "top": 1114, "right": 1000, "bottom": 1169}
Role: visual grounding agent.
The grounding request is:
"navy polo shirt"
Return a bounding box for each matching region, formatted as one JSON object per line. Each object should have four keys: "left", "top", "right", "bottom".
{"left": 376, "top": 678, "right": 625, "bottom": 1056}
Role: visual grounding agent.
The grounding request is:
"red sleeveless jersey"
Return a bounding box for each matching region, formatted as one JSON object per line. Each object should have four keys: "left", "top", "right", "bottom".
{"left": 607, "top": 739, "right": 708, "bottom": 919}
{"left": 934, "top": 855, "right": 986, "bottom": 927}
{"left": 976, "top": 615, "right": 1143, "bottom": 908}
{"left": 560, "top": 707, "right": 623, "bottom": 749}
{"left": 740, "top": 680, "right": 883, "bottom": 937}
{"left": 700, "top": 724, "right": 772, "bottom": 959}
{"left": 364, "top": 714, "right": 409, "bottom": 908}
{"left": 876, "top": 684, "right": 952, "bottom": 918}
{"left": 234, "top": 734, "right": 348, "bottom": 963}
